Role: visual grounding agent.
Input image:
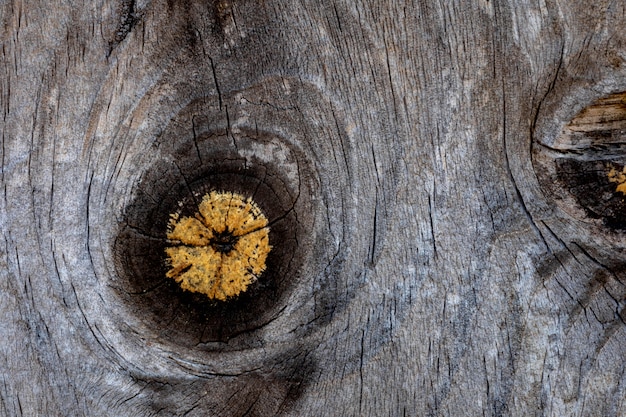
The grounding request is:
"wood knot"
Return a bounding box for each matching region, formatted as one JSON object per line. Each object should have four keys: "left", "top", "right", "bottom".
{"left": 533, "top": 91, "right": 626, "bottom": 230}
{"left": 165, "top": 191, "right": 271, "bottom": 301}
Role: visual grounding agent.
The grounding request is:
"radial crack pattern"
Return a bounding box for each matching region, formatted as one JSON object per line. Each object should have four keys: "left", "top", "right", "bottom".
{"left": 165, "top": 191, "right": 271, "bottom": 301}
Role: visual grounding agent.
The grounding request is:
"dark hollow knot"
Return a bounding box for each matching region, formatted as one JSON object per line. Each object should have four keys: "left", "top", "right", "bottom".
{"left": 210, "top": 231, "right": 239, "bottom": 253}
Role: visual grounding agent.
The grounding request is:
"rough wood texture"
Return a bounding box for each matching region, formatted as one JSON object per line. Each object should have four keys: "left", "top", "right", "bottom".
{"left": 2, "top": 0, "right": 626, "bottom": 416}
{"left": 567, "top": 92, "right": 626, "bottom": 133}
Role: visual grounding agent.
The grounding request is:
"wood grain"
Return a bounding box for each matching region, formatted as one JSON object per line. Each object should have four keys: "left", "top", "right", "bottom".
{"left": 2, "top": 0, "right": 626, "bottom": 415}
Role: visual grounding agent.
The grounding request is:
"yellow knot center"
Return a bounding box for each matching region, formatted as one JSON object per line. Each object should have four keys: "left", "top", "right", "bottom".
{"left": 165, "top": 191, "right": 271, "bottom": 301}
{"left": 608, "top": 165, "right": 626, "bottom": 195}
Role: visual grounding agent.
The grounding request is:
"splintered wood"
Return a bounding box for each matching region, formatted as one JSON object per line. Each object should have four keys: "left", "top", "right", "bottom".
{"left": 566, "top": 92, "right": 626, "bottom": 133}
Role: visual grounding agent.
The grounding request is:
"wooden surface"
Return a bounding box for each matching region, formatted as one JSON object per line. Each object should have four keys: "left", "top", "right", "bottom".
{"left": 2, "top": 0, "right": 626, "bottom": 415}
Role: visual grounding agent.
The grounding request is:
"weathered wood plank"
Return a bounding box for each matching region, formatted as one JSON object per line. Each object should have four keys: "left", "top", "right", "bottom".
{"left": 1, "top": 0, "right": 626, "bottom": 415}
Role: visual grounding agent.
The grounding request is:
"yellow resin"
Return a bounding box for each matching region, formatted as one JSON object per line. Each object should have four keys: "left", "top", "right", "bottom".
{"left": 608, "top": 166, "right": 626, "bottom": 195}
{"left": 165, "top": 191, "right": 271, "bottom": 301}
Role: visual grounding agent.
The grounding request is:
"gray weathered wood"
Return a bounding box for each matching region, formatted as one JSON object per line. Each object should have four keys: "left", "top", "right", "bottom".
{"left": 2, "top": 0, "right": 626, "bottom": 415}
